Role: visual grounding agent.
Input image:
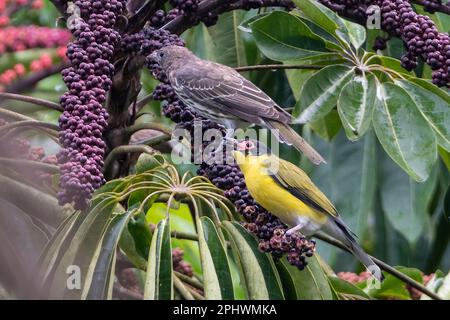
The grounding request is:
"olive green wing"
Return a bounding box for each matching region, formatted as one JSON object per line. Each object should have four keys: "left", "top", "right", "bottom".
{"left": 267, "top": 156, "right": 338, "bottom": 218}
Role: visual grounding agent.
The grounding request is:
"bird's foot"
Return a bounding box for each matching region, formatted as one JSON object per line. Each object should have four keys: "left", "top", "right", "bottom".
{"left": 285, "top": 224, "right": 304, "bottom": 236}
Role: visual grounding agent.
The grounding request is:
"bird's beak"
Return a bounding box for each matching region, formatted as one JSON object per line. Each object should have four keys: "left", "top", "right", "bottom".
{"left": 148, "top": 51, "right": 159, "bottom": 64}
{"left": 232, "top": 150, "right": 246, "bottom": 166}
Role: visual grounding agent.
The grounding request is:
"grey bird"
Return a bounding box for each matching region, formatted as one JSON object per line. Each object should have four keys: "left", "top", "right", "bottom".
{"left": 149, "top": 45, "right": 326, "bottom": 165}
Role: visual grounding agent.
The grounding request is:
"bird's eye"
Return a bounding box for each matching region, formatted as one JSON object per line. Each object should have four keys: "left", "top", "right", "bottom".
{"left": 158, "top": 52, "right": 165, "bottom": 59}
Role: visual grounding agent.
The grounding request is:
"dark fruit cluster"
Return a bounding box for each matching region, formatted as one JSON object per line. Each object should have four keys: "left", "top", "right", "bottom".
{"left": 422, "top": 0, "right": 447, "bottom": 14}
{"left": 318, "top": 0, "right": 450, "bottom": 86}
{"left": 57, "top": 0, "right": 127, "bottom": 209}
{"left": 149, "top": 9, "right": 180, "bottom": 28}
{"left": 169, "top": 0, "right": 199, "bottom": 14}
{"left": 379, "top": 0, "right": 450, "bottom": 85}
{"left": 172, "top": 247, "right": 194, "bottom": 277}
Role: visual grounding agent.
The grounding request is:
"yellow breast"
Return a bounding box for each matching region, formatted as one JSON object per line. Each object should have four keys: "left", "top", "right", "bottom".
{"left": 237, "top": 154, "right": 327, "bottom": 227}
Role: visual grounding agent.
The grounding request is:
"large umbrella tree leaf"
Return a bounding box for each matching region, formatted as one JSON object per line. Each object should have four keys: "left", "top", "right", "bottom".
{"left": 294, "top": 65, "right": 354, "bottom": 124}
{"left": 372, "top": 82, "right": 436, "bottom": 182}
{"left": 222, "top": 221, "right": 284, "bottom": 300}
{"left": 249, "top": 11, "right": 328, "bottom": 61}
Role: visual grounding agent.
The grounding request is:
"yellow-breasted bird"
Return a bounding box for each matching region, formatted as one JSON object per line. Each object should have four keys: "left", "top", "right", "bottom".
{"left": 232, "top": 139, "right": 383, "bottom": 281}
{"left": 149, "top": 45, "right": 325, "bottom": 165}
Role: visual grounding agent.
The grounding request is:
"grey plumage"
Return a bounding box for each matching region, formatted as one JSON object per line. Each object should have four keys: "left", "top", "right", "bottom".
{"left": 149, "top": 45, "right": 326, "bottom": 165}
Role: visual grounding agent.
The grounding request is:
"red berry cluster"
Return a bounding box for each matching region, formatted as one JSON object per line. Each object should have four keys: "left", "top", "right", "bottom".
{"left": 0, "top": 117, "right": 58, "bottom": 182}
{"left": 0, "top": 0, "right": 44, "bottom": 27}
{"left": 0, "top": 49, "right": 67, "bottom": 92}
{"left": 0, "top": 26, "right": 71, "bottom": 54}
{"left": 57, "top": 0, "right": 127, "bottom": 209}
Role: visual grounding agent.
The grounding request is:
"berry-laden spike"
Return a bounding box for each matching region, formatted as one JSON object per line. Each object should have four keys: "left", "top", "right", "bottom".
{"left": 318, "top": 0, "right": 450, "bottom": 87}
{"left": 57, "top": 0, "right": 127, "bottom": 210}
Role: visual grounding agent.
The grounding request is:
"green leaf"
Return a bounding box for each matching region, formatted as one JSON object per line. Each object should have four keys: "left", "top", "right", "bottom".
{"left": 0, "top": 199, "right": 49, "bottom": 288}
{"left": 309, "top": 110, "right": 342, "bottom": 141}
{"left": 338, "top": 74, "right": 376, "bottom": 141}
{"left": 222, "top": 221, "right": 284, "bottom": 300}
{"left": 367, "top": 267, "right": 423, "bottom": 300}
{"left": 328, "top": 276, "right": 370, "bottom": 300}
{"left": 186, "top": 10, "right": 255, "bottom": 67}
{"left": 396, "top": 78, "right": 450, "bottom": 152}
{"left": 295, "top": 65, "right": 354, "bottom": 123}
{"left": 277, "top": 256, "right": 333, "bottom": 300}
{"left": 367, "top": 55, "right": 413, "bottom": 75}
{"left": 144, "top": 217, "right": 173, "bottom": 300}
{"left": 250, "top": 11, "right": 328, "bottom": 61}
{"left": 309, "top": 131, "right": 377, "bottom": 237}
{"left": 47, "top": 198, "right": 119, "bottom": 299}
{"left": 135, "top": 154, "right": 165, "bottom": 174}
{"left": 196, "top": 216, "right": 234, "bottom": 299}
{"left": 85, "top": 209, "right": 134, "bottom": 299}
{"left": 274, "top": 260, "right": 298, "bottom": 300}
{"left": 436, "top": 271, "right": 450, "bottom": 299}
{"left": 284, "top": 53, "right": 345, "bottom": 100}
{"left": 294, "top": 0, "right": 351, "bottom": 48}
{"left": 341, "top": 19, "right": 366, "bottom": 50}
{"left": 380, "top": 150, "right": 437, "bottom": 244}
{"left": 119, "top": 220, "right": 148, "bottom": 270}
{"left": 444, "top": 185, "right": 450, "bottom": 220}
{"left": 38, "top": 211, "right": 81, "bottom": 285}
{"left": 147, "top": 203, "right": 201, "bottom": 275}
{"left": 373, "top": 82, "right": 437, "bottom": 182}
{"left": 0, "top": 174, "right": 67, "bottom": 228}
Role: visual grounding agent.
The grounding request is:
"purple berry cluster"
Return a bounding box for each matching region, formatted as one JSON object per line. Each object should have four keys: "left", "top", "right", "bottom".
{"left": 57, "top": 0, "right": 127, "bottom": 209}
{"left": 318, "top": 0, "right": 450, "bottom": 86}
{"left": 380, "top": 0, "right": 450, "bottom": 85}
{"left": 169, "top": 0, "right": 199, "bottom": 14}
{"left": 149, "top": 9, "right": 180, "bottom": 28}
{"left": 422, "top": 0, "right": 448, "bottom": 14}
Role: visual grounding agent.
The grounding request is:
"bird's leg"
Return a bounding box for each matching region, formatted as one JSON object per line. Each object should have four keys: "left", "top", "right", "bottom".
{"left": 285, "top": 223, "right": 305, "bottom": 236}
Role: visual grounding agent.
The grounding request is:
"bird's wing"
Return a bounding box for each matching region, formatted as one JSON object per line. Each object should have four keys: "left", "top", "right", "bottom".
{"left": 170, "top": 62, "right": 292, "bottom": 124}
{"left": 266, "top": 156, "right": 338, "bottom": 218}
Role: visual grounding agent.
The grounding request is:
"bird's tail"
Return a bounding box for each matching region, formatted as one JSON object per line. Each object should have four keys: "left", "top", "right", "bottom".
{"left": 265, "top": 120, "right": 326, "bottom": 165}
{"left": 323, "top": 218, "right": 384, "bottom": 282}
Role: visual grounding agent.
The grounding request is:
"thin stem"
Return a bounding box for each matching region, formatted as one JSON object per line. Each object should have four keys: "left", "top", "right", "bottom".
{"left": 136, "top": 94, "right": 154, "bottom": 111}
{"left": 5, "top": 62, "right": 69, "bottom": 94}
{"left": 0, "top": 93, "right": 63, "bottom": 112}
{"left": 173, "top": 274, "right": 195, "bottom": 300}
{"left": 103, "top": 144, "right": 158, "bottom": 178}
{"left": 187, "top": 286, "right": 205, "bottom": 300}
{"left": 174, "top": 271, "right": 204, "bottom": 290}
{"left": 125, "top": 122, "right": 173, "bottom": 137}
{"left": 0, "top": 157, "right": 59, "bottom": 174}
{"left": 235, "top": 64, "right": 323, "bottom": 72}
{"left": 314, "top": 233, "right": 443, "bottom": 301}
{"left": 171, "top": 229, "right": 199, "bottom": 241}
{"left": 163, "top": 0, "right": 294, "bottom": 34}
{"left": 0, "top": 120, "right": 59, "bottom": 137}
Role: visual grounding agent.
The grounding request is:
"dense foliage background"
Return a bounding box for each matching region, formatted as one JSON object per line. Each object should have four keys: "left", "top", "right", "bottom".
{"left": 0, "top": 0, "right": 449, "bottom": 300}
